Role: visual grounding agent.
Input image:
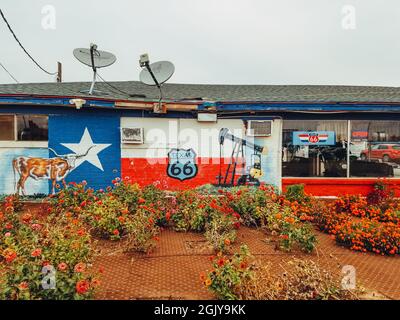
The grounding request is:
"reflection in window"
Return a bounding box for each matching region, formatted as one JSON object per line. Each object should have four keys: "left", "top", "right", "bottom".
{"left": 0, "top": 115, "right": 15, "bottom": 140}
{"left": 282, "top": 120, "right": 348, "bottom": 177}
{"left": 350, "top": 121, "right": 400, "bottom": 177}
{"left": 16, "top": 115, "right": 48, "bottom": 141}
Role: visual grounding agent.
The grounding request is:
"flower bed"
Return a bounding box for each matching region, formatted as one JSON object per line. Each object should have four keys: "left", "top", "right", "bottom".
{"left": 201, "top": 245, "right": 359, "bottom": 300}
{"left": 0, "top": 195, "right": 98, "bottom": 300}
{"left": 289, "top": 182, "right": 400, "bottom": 256}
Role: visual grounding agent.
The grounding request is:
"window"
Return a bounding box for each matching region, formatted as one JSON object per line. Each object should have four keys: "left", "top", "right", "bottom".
{"left": 350, "top": 121, "right": 400, "bottom": 177}
{"left": 0, "top": 115, "right": 15, "bottom": 140}
{"left": 0, "top": 114, "right": 48, "bottom": 141}
{"left": 16, "top": 115, "right": 48, "bottom": 141}
{"left": 282, "top": 120, "right": 348, "bottom": 177}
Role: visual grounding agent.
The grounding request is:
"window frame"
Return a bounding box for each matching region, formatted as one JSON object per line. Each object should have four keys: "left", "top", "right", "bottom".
{"left": 0, "top": 114, "right": 48, "bottom": 148}
{"left": 282, "top": 119, "right": 350, "bottom": 178}
{"left": 282, "top": 119, "right": 400, "bottom": 179}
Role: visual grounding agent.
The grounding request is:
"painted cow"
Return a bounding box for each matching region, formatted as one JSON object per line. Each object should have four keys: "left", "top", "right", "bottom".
{"left": 12, "top": 146, "right": 94, "bottom": 195}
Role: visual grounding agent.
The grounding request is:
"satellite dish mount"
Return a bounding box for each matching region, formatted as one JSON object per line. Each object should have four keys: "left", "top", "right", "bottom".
{"left": 139, "top": 54, "right": 174, "bottom": 113}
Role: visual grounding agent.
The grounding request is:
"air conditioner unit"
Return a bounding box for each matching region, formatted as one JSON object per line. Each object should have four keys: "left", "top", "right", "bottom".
{"left": 121, "top": 127, "right": 144, "bottom": 144}
{"left": 247, "top": 120, "right": 272, "bottom": 137}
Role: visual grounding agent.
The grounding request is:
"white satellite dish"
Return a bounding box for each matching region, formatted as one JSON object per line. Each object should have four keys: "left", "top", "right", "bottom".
{"left": 73, "top": 44, "right": 117, "bottom": 95}
{"left": 73, "top": 48, "right": 116, "bottom": 68}
{"left": 139, "top": 61, "right": 175, "bottom": 86}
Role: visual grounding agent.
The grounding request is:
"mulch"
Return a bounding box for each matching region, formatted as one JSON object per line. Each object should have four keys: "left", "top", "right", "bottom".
{"left": 93, "top": 227, "right": 400, "bottom": 300}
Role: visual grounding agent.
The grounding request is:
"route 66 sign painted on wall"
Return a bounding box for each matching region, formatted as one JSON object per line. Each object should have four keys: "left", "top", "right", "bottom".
{"left": 167, "top": 148, "right": 198, "bottom": 181}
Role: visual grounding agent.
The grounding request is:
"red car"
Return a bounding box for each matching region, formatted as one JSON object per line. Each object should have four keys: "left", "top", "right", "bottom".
{"left": 360, "top": 144, "right": 400, "bottom": 162}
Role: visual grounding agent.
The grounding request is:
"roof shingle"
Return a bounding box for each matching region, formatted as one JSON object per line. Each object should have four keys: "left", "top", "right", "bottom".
{"left": 1, "top": 81, "right": 400, "bottom": 104}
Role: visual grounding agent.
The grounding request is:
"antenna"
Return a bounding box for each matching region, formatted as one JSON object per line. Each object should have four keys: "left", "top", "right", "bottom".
{"left": 139, "top": 54, "right": 175, "bottom": 112}
{"left": 73, "top": 44, "right": 117, "bottom": 95}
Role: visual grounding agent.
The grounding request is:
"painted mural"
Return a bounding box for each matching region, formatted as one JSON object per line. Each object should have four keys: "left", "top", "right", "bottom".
{"left": 0, "top": 114, "right": 280, "bottom": 195}
{"left": 13, "top": 145, "right": 94, "bottom": 195}
{"left": 0, "top": 148, "right": 49, "bottom": 195}
{"left": 121, "top": 118, "right": 281, "bottom": 190}
{"left": 48, "top": 114, "right": 121, "bottom": 191}
{"left": 216, "top": 128, "right": 264, "bottom": 186}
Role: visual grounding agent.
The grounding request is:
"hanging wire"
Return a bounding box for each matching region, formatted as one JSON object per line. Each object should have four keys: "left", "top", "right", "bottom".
{"left": 96, "top": 72, "right": 146, "bottom": 98}
{"left": 0, "top": 8, "right": 57, "bottom": 76}
{"left": 0, "top": 61, "right": 19, "bottom": 83}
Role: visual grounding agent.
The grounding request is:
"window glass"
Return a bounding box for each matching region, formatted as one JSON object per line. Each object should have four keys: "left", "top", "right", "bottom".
{"left": 350, "top": 121, "right": 400, "bottom": 177}
{"left": 282, "top": 120, "right": 348, "bottom": 177}
{"left": 16, "top": 115, "right": 48, "bottom": 141}
{"left": 0, "top": 115, "right": 15, "bottom": 140}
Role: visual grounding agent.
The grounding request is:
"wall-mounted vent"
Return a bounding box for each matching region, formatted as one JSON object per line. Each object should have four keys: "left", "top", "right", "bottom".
{"left": 121, "top": 127, "right": 144, "bottom": 144}
{"left": 247, "top": 120, "right": 272, "bottom": 137}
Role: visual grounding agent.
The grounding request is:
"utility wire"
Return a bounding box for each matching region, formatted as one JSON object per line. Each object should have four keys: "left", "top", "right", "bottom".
{"left": 0, "top": 61, "right": 19, "bottom": 83}
{"left": 0, "top": 8, "right": 57, "bottom": 76}
{"left": 96, "top": 72, "right": 146, "bottom": 98}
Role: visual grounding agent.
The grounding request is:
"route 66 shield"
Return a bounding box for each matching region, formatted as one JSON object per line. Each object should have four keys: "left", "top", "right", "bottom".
{"left": 167, "top": 148, "right": 198, "bottom": 181}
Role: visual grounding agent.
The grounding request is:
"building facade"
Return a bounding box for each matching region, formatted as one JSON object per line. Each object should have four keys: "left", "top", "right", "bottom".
{"left": 1, "top": 82, "right": 400, "bottom": 196}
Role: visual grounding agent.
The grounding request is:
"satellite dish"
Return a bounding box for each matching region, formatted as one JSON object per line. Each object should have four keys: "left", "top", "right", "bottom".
{"left": 73, "top": 48, "right": 116, "bottom": 68}
{"left": 73, "top": 44, "right": 116, "bottom": 95}
{"left": 139, "top": 61, "right": 175, "bottom": 86}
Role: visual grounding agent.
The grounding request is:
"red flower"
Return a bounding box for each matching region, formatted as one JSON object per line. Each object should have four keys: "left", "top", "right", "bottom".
{"left": 113, "top": 229, "right": 120, "bottom": 236}
{"left": 3, "top": 249, "right": 17, "bottom": 263}
{"left": 233, "top": 222, "right": 240, "bottom": 229}
{"left": 217, "top": 258, "right": 225, "bottom": 267}
{"left": 75, "top": 279, "right": 90, "bottom": 294}
{"left": 31, "top": 248, "right": 42, "bottom": 258}
{"left": 77, "top": 228, "right": 86, "bottom": 236}
{"left": 138, "top": 197, "right": 146, "bottom": 204}
{"left": 165, "top": 211, "right": 171, "bottom": 221}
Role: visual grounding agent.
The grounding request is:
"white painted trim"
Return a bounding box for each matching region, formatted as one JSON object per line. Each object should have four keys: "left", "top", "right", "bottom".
{"left": 0, "top": 141, "right": 48, "bottom": 148}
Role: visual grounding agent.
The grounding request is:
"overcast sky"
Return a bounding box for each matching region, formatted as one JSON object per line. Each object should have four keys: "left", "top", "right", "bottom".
{"left": 1, "top": 0, "right": 400, "bottom": 86}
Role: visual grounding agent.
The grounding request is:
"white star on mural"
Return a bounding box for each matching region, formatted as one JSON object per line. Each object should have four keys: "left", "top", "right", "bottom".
{"left": 61, "top": 127, "right": 111, "bottom": 171}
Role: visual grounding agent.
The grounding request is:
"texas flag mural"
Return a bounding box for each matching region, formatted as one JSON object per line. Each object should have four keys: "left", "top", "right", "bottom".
{"left": 48, "top": 113, "right": 121, "bottom": 190}
{"left": 293, "top": 131, "right": 335, "bottom": 146}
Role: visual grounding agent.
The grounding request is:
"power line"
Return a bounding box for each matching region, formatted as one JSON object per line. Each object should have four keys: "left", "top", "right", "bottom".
{"left": 0, "top": 8, "right": 57, "bottom": 76}
{"left": 96, "top": 72, "right": 146, "bottom": 98}
{"left": 0, "top": 61, "right": 19, "bottom": 83}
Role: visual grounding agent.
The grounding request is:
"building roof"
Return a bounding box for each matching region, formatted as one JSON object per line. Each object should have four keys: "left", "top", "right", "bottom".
{"left": 1, "top": 81, "right": 400, "bottom": 104}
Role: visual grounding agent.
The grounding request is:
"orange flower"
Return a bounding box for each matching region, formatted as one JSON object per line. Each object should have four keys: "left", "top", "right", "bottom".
{"left": 91, "top": 279, "right": 101, "bottom": 287}
{"left": 58, "top": 262, "right": 68, "bottom": 272}
{"left": 224, "top": 239, "right": 231, "bottom": 246}
{"left": 74, "top": 262, "right": 86, "bottom": 273}
{"left": 118, "top": 216, "right": 125, "bottom": 223}
{"left": 205, "top": 278, "right": 212, "bottom": 287}
{"left": 18, "top": 281, "right": 29, "bottom": 290}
